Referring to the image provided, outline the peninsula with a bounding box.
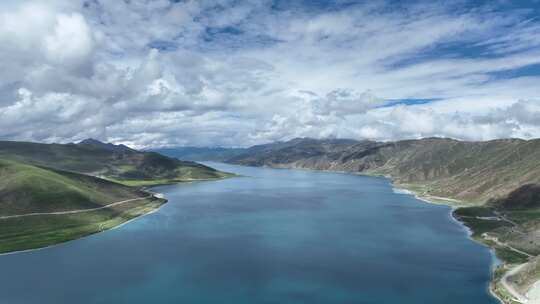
[0,139,231,254]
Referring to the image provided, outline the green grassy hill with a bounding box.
[0,159,144,216]
[0,140,231,186]
[0,159,165,253]
[0,139,232,253]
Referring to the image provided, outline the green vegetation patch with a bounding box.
[454,206,496,217]
[0,140,232,186]
[0,159,142,216]
[0,197,165,254]
[108,171,234,187]
[464,217,510,237]
[0,141,234,254]
[494,247,530,264]
[504,209,540,223]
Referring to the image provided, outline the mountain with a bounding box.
[228,137,540,204]
[228,137,373,168]
[0,159,165,253]
[77,138,134,152]
[0,140,232,186]
[150,146,246,161]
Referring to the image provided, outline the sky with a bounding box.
[1,0,540,148]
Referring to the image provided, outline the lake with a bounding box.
[0,163,498,304]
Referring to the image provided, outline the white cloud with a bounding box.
[44,13,95,70]
[0,0,540,147]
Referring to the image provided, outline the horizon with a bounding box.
[3,135,539,150]
[1,1,540,148]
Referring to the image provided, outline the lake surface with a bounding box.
[0,163,498,304]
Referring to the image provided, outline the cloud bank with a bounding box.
[1,0,540,147]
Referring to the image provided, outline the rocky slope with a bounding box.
[229,137,540,204]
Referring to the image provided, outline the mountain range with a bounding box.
[225,137,540,205]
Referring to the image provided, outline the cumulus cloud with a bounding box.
[0,0,540,148]
[44,13,95,70]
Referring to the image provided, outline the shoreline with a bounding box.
[244,162,535,304]
[0,175,232,256]
[0,193,167,257]
[0,196,166,257]
[391,183,536,304]
[110,195,167,231]
[394,185,507,302]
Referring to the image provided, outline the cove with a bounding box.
[0,163,498,304]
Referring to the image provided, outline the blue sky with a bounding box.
[0,0,540,147]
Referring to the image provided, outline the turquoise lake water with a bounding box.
[0,163,498,304]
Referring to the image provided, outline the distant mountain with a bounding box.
[0,140,231,187]
[227,137,540,204]
[228,137,374,167]
[150,146,246,161]
[77,138,134,152]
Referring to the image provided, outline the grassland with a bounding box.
[0,140,233,254]
[0,159,145,215]
[0,140,232,186]
[0,197,164,254]
[0,158,168,253]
